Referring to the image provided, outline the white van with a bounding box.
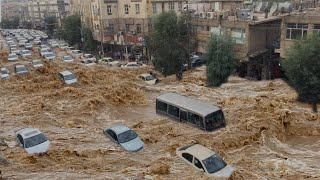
[58,70,77,84]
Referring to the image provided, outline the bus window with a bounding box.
[168,105,179,118]
[180,110,187,121]
[157,101,168,112]
[187,112,204,128]
[205,110,225,131]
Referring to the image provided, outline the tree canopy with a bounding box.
[281,34,320,112]
[1,17,20,29]
[61,15,82,46]
[206,35,236,87]
[44,16,57,36]
[146,11,188,78]
[82,27,98,52]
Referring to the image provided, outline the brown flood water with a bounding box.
[0,58,320,180]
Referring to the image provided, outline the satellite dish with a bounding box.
[255,2,263,12]
[279,2,293,13]
[269,3,278,16]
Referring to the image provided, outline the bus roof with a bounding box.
[156,93,221,117]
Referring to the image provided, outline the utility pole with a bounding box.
[98,0,104,57]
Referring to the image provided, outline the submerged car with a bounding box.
[1,67,9,79]
[8,53,18,61]
[97,57,120,66]
[15,128,50,154]
[62,55,74,62]
[20,50,32,57]
[39,49,50,57]
[81,54,96,61]
[121,62,145,68]
[103,124,144,152]
[58,70,77,84]
[138,73,158,85]
[32,60,43,68]
[44,52,56,60]
[176,144,235,178]
[80,59,95,66]
[14,64,29,75]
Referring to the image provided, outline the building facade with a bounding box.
[1,0,28,21]
[27,0,70,26]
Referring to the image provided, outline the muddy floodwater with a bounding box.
[0,60,320,180]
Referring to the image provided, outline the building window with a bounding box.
[125,24,130,32]
[152,3,157,14]
[231,28,246,44]
[124,4,129,14]
[109,24,114,32]
[314,24,320,34]
[178,2,182,11]
[286,23,308,40]
[136,24,141,34]
[169,2,175,10]
[135,4,140,15]
[107,5,112,15]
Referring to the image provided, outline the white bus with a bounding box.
[156,93,226,131]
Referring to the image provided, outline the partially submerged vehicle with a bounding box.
[15,128,50,154]
[103,124,144,152]
[14,64,29,75]
[58,70,77,85]
[176,144,235,178]
[1,67,9,79]
[138,73,158,85]
[156,93,226,131]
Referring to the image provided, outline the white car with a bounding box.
[20,50,32,57]
[138,73,158,85]
[58,70,77,84]
[32,60,43,68]
[69,50,82,58]
[1,67,9,79]
[14,64,29,75]
[80,59,95,66]
[40,49,50,57]
[103,124,144,152]
[44,52,56,60]
[59,44,68,50]
[11,50,20,55]
[40,45,50,51]
[176,144,235,178]
[97,57,120,66]
[62,55,74,62]
[24,43,33,50]
[82,54,96,61]
[8,53,18,61]
[51,42,59,48]
[121,62,145,68]
[33,39,41,45]
[15,128,50,154]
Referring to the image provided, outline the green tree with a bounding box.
[282,34,320,113]
[206,35,236,87]
[146,11,188,79]
[1,16,20,29]
[82,27,98,52]
[62,15,82,46]
[44,16,57,35]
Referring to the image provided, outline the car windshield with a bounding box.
[64,74,75,80]
[22,51,30,54]
[33,61,41,65]
[41,49,48,53]
[1,69,8,74]
[45,53,55,57]
[118,130,138,143]
[202,155,227,174]
[145,75,155,81]
[24,133,48,148]
[9,54,17,58]
[16,66,27,72]
[63,56,72,60]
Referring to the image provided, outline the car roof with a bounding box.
[1,67,8,71]
[32,60,41,62]
[16,128,42,139]
[157,93,221,117]
[140,73,152,77]
[108,124,130,135]
[15,64,26,68]
[9,53,17,56]
[181,144,216,161]
[59,70,73,76]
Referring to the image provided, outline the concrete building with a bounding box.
[278,8,320,58]
[27,0,70,26]
[1,0,28,21]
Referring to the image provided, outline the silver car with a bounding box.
[1,67,9,79]
[103,124,144,152]
[15,128,50,155]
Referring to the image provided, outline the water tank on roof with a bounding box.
[236,9,253,20]
[278,2,293,13]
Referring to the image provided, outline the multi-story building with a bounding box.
[27,0,70,26]
[1,0,28,21]
[70,0,93,29]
